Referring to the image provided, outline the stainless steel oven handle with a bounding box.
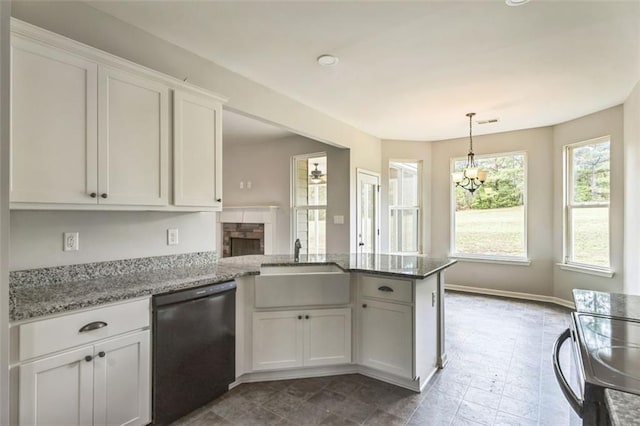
[553,328,583,418]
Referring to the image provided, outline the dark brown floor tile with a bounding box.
[319,414,359,426]
[262,389,307,417]
[363,409,404,426]
[188,411,232,426]
[237,382,282,405]
[285,377,331,399]
[307,389,347,411]
[235,405,284,426]
[209,393,258,422]
[285,400,333,425]
[330,395,377,424]
[325,375,362,396]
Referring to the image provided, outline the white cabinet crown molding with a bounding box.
[10,18,228,104]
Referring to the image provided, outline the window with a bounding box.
[452,152,527,259]
[292,154,326,256]
[564,137,610,269]
[389,161,420,253]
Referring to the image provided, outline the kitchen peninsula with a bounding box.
[9,253,455,425]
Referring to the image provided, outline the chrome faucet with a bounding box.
[294,238,302,262]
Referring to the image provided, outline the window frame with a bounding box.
[450,150,529,262]
[562,136,612,272]
[291,152,327,256]
[388,160,422,255]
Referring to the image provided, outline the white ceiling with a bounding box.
[88,1,640,141]
[223,110,293,145]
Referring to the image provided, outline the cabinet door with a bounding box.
[173,90,222,207]
[19,346,95,426]
[252,311,303,371]
[304,308,351,367]
[93,331,151,426]
[98,66,169,205]
[11,36,98,204]
[359,299,413,379]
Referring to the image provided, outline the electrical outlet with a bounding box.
[240,181,244,189]
[247,181,252,189]
[63,232,79,251]
[167,229,179,246]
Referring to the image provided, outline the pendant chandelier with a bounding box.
[451,112,487,194]
[309,163,325,184]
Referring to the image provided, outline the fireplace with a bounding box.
[217,206,278,256]
[222,223,265,257]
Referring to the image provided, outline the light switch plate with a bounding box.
[63,232,79,251]
[167,229,179,245]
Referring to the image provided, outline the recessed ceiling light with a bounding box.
[505,0,530,6]
[317,54,339,66]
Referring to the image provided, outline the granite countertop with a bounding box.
[573,289,640,321]
[10,253,456,322]
[606,389,640,426]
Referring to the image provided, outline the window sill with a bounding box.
[450,254,531,266]
[557,263,615,278]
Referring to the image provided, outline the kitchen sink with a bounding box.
[259,264,344,275]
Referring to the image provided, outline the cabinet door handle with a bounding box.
[298,315,303,320]
[101,193,108,199]
[79,321,108,333]
[305,315,310,319]
[98,351,106,358]
[378,286,394,292]
[89,192,97,198]
[84,355,93,362]
[362,304,367,308]
[216,198,222,202]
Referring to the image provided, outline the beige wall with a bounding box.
[223,136,350,254]
[9,211,217,270]
[430,127,555,297]
[380,140,433,254]
[624,81,640,295]
[552,106,624,300]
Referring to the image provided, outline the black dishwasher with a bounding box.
[152,280,236,425]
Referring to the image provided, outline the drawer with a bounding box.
[19,298,150,361]
[360,275,413,304]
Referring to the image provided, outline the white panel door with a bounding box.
[93,331,150,426]
[359,299,413,379]
[173,89,222,207]
[252,311,304,371]
[98,66,168,205]
[11,36,98,204]
[303,308,352,367]
[19,346,95,426]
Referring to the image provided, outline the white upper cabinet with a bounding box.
[11,36,98,204]
[98,66,169,206]
[173,89,222,208]
[9,20,227,211]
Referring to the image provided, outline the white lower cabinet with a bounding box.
[19,345,95,426]
[359,299,413,379]
[252,308,351,371]
[20,330,150,426]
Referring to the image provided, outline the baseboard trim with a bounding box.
[232,364,437,393]
[445,284,575,309]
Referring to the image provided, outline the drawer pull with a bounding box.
[378,286,394,292]
[79,321,108,333]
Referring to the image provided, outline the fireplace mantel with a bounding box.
[217,206,279,255]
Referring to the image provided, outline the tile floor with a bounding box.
[172,291,581,425]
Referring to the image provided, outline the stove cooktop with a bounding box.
[574,313,640,395]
